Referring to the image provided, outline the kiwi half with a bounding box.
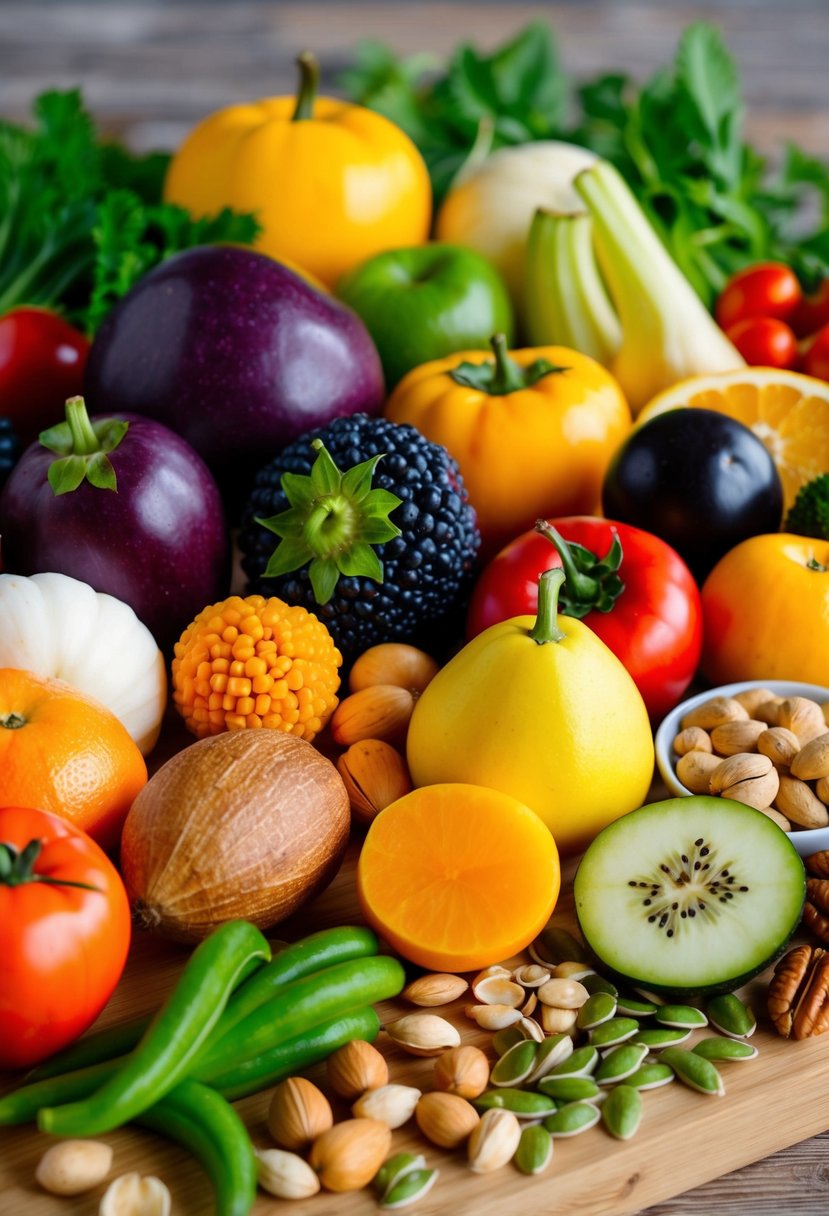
[573,797,806,996]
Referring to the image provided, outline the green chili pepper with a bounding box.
[38,919,270,1137]
[138,1079,256,1216]
[29,924,378,1082]
[0,1058,120,1126]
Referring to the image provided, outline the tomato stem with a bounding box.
[534,520,626,617]
[0,839,101,890]
[529,568,567,644]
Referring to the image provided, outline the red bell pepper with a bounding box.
[466,516,703,721]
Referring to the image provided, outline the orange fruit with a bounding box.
[636,367,829,512]
[356,783,561,972]
[0,669,147,852]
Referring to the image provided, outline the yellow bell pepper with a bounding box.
[385,334,632,554]
[164,53,432,287]
[406,568,654,855]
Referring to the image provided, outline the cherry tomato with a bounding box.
[715,262,802,330]
[800,323,829,382]
[0,307,90,444]
[791,280,829,339]
[466,516,703,721]
[0,806,131,1069]
[725,316,799,369]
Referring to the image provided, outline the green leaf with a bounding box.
[309,443,343,496]
[91,418,129,453]
[337,543,384,582]
[262,535,314,579]
[256,505,310,540]
[362,489,404,519]
[280,471,317,512]
[84,452,118,491]
[342,454,384,500]
[675,23,741,166]
[47,456,87,495]
[359,517,403,545]
[308,558,341,605]
[38,421,74,456]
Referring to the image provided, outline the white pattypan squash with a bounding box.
[0,572,166,754]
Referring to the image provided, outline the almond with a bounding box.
[348,643,439,695]
[415,1092,480,1149]
[791,732,829,781]
[777,697,828,744]
[433,1045,490,1099]
[267,1077,333,1152]
[326,1039,389,1101]
[336,738,412,825]
[676,750,722,794]
[308,1118,391,1192]
[775,774,829,829]
[403,972,469,1007]
[330,685,415,747]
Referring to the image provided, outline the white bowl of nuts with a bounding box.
[654,680,829,859]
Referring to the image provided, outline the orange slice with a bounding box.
[637,367,829,511]
[356,783,560,973]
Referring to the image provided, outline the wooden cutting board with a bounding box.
[2,833,826,1216]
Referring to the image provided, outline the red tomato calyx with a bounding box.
[0,837,101,891]
[535,518,625,618]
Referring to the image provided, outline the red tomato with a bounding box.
[790,280,829,339]
[466,516,703,721]
[715,263,802,330]
[0,806,131,1069]
[800,323,829,382]
[0,308,90,444]
[725,316,798,369]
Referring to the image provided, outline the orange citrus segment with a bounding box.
[356,783,560,972]
[637,367,829,511]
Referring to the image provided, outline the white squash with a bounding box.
[0,572,166,754]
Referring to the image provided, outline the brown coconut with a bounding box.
[120,729,350,941]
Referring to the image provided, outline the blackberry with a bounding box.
[239,415,481,664]
[0,418,21,491]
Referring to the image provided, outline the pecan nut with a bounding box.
[767,944,829,1040]
[803,879,829,947]
[806,849,829,880]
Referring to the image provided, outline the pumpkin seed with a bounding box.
[661,1047,725,1096]
[595,1043,649,1085]
[474,1089,558,1118]
[543,1101,601,1138]
[576,991,617,1030]
[655,1004,708,1030]
[588,1017,639,1048]
[706,993,757,1039]
[615,994,658,1017]
[525,1033,573,1083]
[545,1044,599,1079]
[530,925,588,966]
[692,1037,758,1062]
[492,1026,524,1058]
[381,1168,439,1210]
[633,986,667,1005]
[631,1026,691,1050]
[625,1062,675,1091]
[601,1085,643,1140]
[537,1075,600,1102]
[580,973,619,998]
[489,1039,538,1087]
[374,1153,425,1197]
[514,1125,554,1175]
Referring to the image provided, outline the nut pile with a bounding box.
[34,1138,169,1216]
[804,849,829,945]
[672,690,829,831]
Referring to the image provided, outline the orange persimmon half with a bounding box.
[356,783,561,973]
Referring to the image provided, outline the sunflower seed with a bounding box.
[601,1085,643,1140]
[543,1101,601,1138]
[489,1040,538,1087]
[655,1005,708,1030]
[474,1089,558,1118]
[525,1033,573,1083]
[692,1037,758,1062]
[544,1044,599,1079]
[576,992,618,1030]
[492,1026,524,1058]
[588,1017,640,1048]
[595,1043,649,1085]
[513,1125,554,1175]
[380,1169,439,1210]
[624,1062,675,1091]
[706,993,757,1039]
[661,1047,725,1095]
[631,1026,692,1050]
[537,1075,600,1102]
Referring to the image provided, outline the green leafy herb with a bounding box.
[0,88,259,332]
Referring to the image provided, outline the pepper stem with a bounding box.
[292,51,320,122]
[535,520,599,600]
[489,334,527,395]
[65,396,100,456]
[529,568,567,644]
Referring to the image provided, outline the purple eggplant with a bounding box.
[0,397,229,648]
[84,246,385,505]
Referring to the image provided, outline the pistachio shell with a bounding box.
[255,1149,321,1200]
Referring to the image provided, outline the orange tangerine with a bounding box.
[356,783,561,973]
[636,367,829,512]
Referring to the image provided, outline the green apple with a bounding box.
[336,243,514,389]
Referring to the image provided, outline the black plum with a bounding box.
[602,408,783,582]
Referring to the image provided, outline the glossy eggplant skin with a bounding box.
[0,414,230,650]
[83,246,385,503]
[602,408,783,583]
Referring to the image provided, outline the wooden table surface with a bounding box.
[1,2,828,1212]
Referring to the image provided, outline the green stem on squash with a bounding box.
[292,52,320,122]
[529,568,567,645]
[449,333,568,396]
[65,395,101,455]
